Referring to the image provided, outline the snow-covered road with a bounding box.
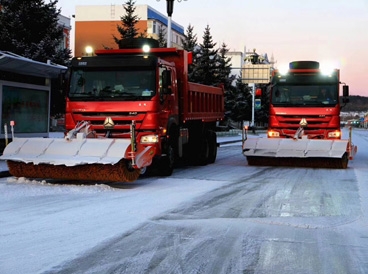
[1,128,368,273]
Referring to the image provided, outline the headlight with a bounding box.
[268,130,280,138]
[140,135,159,144]
[277,64,289,76]
[328,131,341,138]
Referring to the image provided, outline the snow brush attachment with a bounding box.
[6,159,141,182]
[245,154,349,169]
[0,121,155,183]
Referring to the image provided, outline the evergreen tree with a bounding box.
[181,24,198,81]
[225,76,252,122]
[138,29,148,38]
[191,25,219,85]
[0,0,71,65]
[157,25,167,48]
[113,0,142,45]
[218,42,235,90]
[181,24,197,52]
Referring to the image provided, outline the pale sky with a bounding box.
[57,0,368,96]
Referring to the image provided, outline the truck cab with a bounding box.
[268,61,348,140]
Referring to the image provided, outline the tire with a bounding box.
[207,131,217,164]
[157,127,178,176]
[157,144,174,176]
[196,136,209,166]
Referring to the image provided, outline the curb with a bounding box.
[218,139,242,146]
[0,170,10,178]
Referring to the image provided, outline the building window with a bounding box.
[153,21,157,34]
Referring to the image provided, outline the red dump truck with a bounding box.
[243,60,357,168]
[1,39,224,182]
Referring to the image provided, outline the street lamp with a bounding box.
[85,46,93,56]
[157,0,187,47]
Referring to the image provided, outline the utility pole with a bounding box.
[157,0,187,47]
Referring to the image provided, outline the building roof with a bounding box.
[0,51,67,78]
[147,6,184,34]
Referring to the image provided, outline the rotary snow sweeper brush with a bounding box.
[0,121,155,182]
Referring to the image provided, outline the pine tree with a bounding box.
[113,0,143,45]
[0,0,71,65]
[181,24,198,81]
[181,24,197,52]
[225,76,253,122]
[192,25,219,85]
[157,25,167,48]
[218,42,235,90]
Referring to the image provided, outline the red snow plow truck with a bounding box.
[1,39,224,182]
[243,60,357,168]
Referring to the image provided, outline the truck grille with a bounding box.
[276,114,332,130]
[71,112,146,136]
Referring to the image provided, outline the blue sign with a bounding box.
[255,99,261,110]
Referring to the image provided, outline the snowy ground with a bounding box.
[1,128,367,273]
[0,132,245,274]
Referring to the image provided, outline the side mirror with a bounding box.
[342,85,349,104]
[162,70,172,94]
[342,85,349,97]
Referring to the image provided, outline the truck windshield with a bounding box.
[68,69,156,101]
[271,85,338,106]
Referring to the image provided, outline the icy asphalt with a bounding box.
[1,127,368,273]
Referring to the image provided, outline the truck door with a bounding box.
[159,67,177,117]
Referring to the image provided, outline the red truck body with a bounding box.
[267,61,342,139]
[64,46,224,175]
[0,42,224,182]
[243,61,356,169]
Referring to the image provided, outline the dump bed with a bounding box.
[142,48,224,123]
[181,82,224,122]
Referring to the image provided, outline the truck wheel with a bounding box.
[197,137,209,166]
[207,131,217,164]
[158,125,178,177]
[158,144,174,176]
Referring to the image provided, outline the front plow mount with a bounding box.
[1,121,155,183]
[242,126,357,169]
